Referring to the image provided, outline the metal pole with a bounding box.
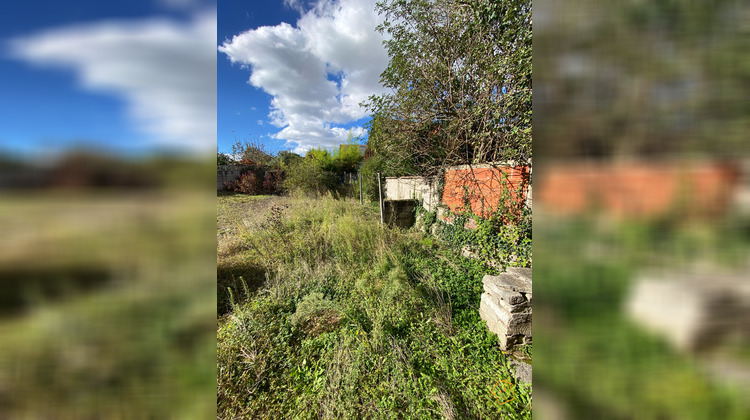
[359,172,363,204]
[378,172,384,225]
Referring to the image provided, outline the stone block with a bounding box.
[507,267,532,285]
[506,313,532,336]
[484,272,531,294]
[480,294,532,338]
[484,281,527,305]
[509,359,532,385]
[626,270,750,353]
[499,333,524,349]
[480,266,532,351]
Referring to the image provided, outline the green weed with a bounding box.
[217,195,532,419]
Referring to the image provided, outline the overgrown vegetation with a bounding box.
[217,195,531,419]
[0,158,217,419]
[220,134,363,196]
[533,213,750,419]
[365,0,531,177]
[417,205,532,271]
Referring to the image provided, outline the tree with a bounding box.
[231,138,273,166]
[336,130,364,173]
[534,0,750,160]
[271,151,303,170]
[217,149,233,166]
[365,0,531,177]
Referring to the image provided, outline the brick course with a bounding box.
[441,165,531,219]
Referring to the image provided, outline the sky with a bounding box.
[0,0,389,160]
[217,0,390,156]
[0,0,216,159]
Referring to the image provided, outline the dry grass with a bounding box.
[0,189,216,419]
[217,193,532,419]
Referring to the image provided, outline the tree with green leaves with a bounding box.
[365,0,531,177]
[534,0,750,160]
[231,138,273,166]
[217,149,233,166]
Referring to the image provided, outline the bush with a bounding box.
[359,156,385,202]
[262,170,283,194]
[230,171,262,195]
[435,204,532,270]
[282,158,339,195]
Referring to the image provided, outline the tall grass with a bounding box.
[533,214,750,419]
[217,194,532,419]
[0,190,217,419]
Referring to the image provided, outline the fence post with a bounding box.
[359,172,363,204]
[378,172,384,225]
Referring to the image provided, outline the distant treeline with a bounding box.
[0,149,214,191]
[219,137,365,196]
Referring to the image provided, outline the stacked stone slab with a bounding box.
[480,267,532,350]
[626,270,750,353]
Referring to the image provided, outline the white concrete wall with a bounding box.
[384,176,440,212]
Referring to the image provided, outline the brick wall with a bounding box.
[536,160,741,219]
[441,164,531,219]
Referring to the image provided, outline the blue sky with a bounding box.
[1,0,216,158]
[217,0,389,155]
[1,0,389,159]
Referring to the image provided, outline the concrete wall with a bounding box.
[384,176,440,212]
[384,163,531,228]
[217,165,245,191]
[383,199,418,228]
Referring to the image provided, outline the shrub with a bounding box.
[282,159,339,195]
[230,171,262,194]
[262,170,283,194]
[359,155,385,202]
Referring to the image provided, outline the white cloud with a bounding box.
[9,9,217,153]
[218,0,388,154]
[283,0,308,14]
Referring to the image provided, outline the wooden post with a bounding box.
[359,172,363,204]
[378,172,384,225]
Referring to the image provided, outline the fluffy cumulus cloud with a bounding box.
[9,10,217,153]
[218,0,388,153]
